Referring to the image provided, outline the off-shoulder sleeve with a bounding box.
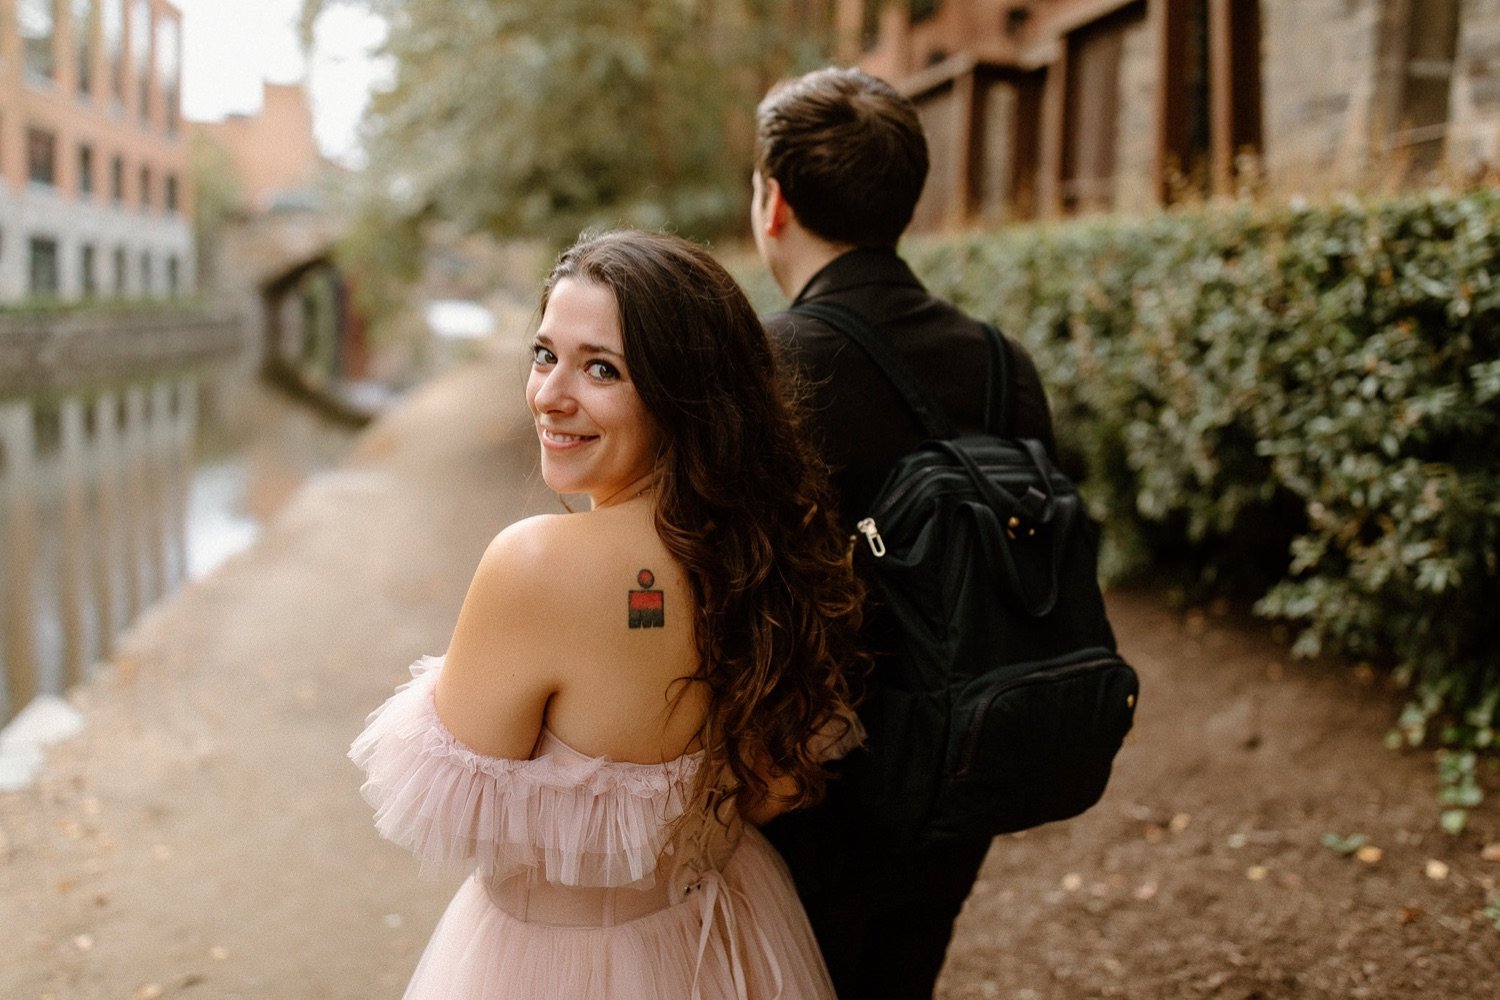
[349,656,700,888]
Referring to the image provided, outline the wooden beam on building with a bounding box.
[952,66,979,224]
[1037,43,1070,217]
[1153,0,1189,204]
[1208,0,1235,196]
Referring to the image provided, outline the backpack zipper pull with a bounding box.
[856,518,887,557]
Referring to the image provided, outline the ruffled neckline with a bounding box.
[409,655,705,790]
[350,654,710,888]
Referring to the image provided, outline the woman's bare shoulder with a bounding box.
[473,506,664,601]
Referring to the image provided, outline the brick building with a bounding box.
[840,0,1500,229]
[0,0,193,302]
[194,81,331,214]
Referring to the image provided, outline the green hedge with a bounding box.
[892,190,1500,821]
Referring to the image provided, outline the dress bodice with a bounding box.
[349,656,739,896]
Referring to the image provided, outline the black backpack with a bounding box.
[790,300,1139,847]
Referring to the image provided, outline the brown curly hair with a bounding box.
[541,229,866,814]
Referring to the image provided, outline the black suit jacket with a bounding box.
[765,246,1057,532]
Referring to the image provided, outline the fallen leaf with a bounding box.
[1425,859,1450,881]
[1481,843,1500,863]
[1322,832,1369,857]
[1355,845,1384,864]
[1169,813,1191,834]
[1246,865,1270,881]
[1061,873,1083,892]
[1399,906,1424,924]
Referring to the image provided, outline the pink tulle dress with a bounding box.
[350,656,838,999]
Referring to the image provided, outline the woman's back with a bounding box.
[514,498,706,765]
[432,496,707,768]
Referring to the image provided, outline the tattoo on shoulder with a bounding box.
[628,568,665,629]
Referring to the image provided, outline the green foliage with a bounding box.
[302,0,825,245]
[189,130,244,237]
[903,189,1500,816]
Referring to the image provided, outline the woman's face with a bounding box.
[527,277,661,508]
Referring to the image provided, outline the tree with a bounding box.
[188,130,245,289]
[301,0,830,246]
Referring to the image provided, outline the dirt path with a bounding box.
[940,595,1500,999]
[2,354,1496,999]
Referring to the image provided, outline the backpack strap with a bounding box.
[788,300,957,440]
[979,323,1011,436]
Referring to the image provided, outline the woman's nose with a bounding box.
[530,367,575,414]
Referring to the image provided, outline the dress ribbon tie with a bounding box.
[688,870,784,1000]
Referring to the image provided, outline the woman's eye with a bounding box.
[586,361,620,381]
[531,345,556,365]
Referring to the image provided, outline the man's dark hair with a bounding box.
[755,66,929,247]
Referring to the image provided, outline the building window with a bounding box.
[1061,16,1129,214]
[164,173,179,213]
[157,15,181,133]
[74,0,97,97]
[21,0,58,81]
[110,154,124,204]
[29,237,61,297]
[81,243,99,297]
[139,250,153,296]
[1161,0,1263,201]
[167,255,179,297]
[132,0,152,123]
[27,128,59,187]
[112,244,127,294]
[139,164,152,211]
[103,0,125,106]
[78,143,95,198]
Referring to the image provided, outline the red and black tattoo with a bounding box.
[628,568,664,629]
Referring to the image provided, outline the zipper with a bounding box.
[855,517,886,557]
[955,655,1127,779]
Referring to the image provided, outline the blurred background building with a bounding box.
[836,0,1499,229]
[0,0,193,302]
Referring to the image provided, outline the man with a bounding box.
[753,66,1057,999]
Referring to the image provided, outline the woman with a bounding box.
[351,230,864,998]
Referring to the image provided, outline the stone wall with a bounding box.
[1260,0,1386,190]
[1114,12,1160,215]
[0,307,240,398]
[1450,0,1500,172]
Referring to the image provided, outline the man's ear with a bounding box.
[761,176,791,237]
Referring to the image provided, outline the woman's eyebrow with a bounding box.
[535,333,623,359]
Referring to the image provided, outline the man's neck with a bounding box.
[772,228,855,302]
